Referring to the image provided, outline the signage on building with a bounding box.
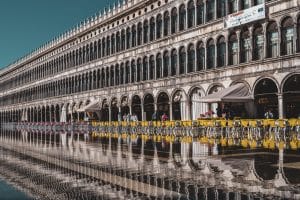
[224,4,265,29]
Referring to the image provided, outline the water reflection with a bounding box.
[0,129,300,199]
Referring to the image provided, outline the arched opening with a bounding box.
[126,27,131,49]
[190,88,205,120]
[228,0,238,14]
[121,96,130,117]
[228,32,238,65]
[131,25,136,47]
[179,46,186,74]
[156,14,162,39]
[171,8,178,34]
[137,22,143,46]
[188,0,195,28]
[217,0,226,18]
[207,39,215,69]
[196,41,205,71]
[283,74,300,118]
[208,85,224,117]
[149,55,155,80]
[267,21,279,58]
[131,60,136,83]
[157,92,170,119]
[121,29,126,51]
[217,36,226,67]
[144,94,155,121]
[187,44,195,73]
[254,78,278,118]
[163,51,169,77]
[156,53,162,79]
[172,90,186,120]
[253,24,264,60]
[143,20,149,44]
[55,104,60,122]
[241,0,250,9]
[137,58,142,82]
[150,17,155,42]
[281,17,294,55]
[143,57,148,81]
[132,95,142,121]
[240,27,251,63]
[111,98,118,121]
[196,0,204,25]
[163,11,170,36]
[179,5,186,31]
[101,99,109,122]
[206,0,215,22]
[171,49,177,76]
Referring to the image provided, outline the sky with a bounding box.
[0,0,117,69]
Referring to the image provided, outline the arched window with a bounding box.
[120,63,124,84]
[121,29,126,50]
[179,5,186,31]
[78,48,82,65]
[126,27,131,49]
[150,17,155,41]
[143,57,148,81]
[116,32,121,52]
[111,34,115,54]
[196,0,204,25]
[171,8,178,34]
[137,23,143,46]
[254,0,264,5]
[164,12,170,36]
[132,25,137,47]
[267,21,279,58]
[253,24,264,60]
[217,36,226,67]
[217,0,226,18]
[149,55,155,80]
[125,61,130,84]
[206,0,215,22]
[207,39,215,69]
[281,17,294,55]
[228,33,238,65]
[228,0,237,14]
[156,14,162,39]
[196,41,205,71]
[93,41,97,59]
[143,20,149,44]
[156,53,162,79]
[298,17,300,52]
[131,60,136,83]
[137,58,142,82]
[106,36,111,56]
[110,67,114,86]
[179,46,186,74]
[241,0,250,10]
[82,46,86,64]
[106,68,110,87]
[97,40,101,58]
[171,49,177,76]
[240,27,251,63]
[115,64,119,85]
[188,0,195,28]
[187,44,195,73]
[86,44,90,62]
[163,51,169,77]
[102,39,106,57]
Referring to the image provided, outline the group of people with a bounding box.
[118,112,138,122]
[152,112,168,121]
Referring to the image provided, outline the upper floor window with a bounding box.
[171,8,178,34]
[281,17,294,55]
[253,24,264,60]
[240,27,251,63]
[228,0,238,14]
[217,0,226,18]
[206,0,215,22]
[164,12,170,36]
[196,0,204,25]
[179,4,186,31]
[217,36,226,67]
[188,0,195,28]
[267,21,279,58]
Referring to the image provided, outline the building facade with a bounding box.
[0,0,299,123]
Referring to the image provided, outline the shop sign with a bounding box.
[225,4,265,29]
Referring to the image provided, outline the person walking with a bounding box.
[161,113,168,121]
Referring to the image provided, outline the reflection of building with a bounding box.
[0,0,299,122]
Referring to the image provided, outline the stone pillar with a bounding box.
[236,30,241,65]
[294,23,297,54]
[109,106,112,122]
[278,94,284,119]
[278,25,281,56]
[141,103,145,121]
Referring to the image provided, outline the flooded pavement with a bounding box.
[0,128,300,199]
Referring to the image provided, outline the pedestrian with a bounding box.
[161,113,168,121]
[127,113,131,122]
[152,111,157,121]
[264,109,274,119]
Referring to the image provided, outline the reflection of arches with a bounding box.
[132,95,142,121]
[144,94,155,121]
[157,92,170,118]
[282,74,300,118]
[254,78,279,118]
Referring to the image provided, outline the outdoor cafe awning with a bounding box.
[77,101,101,112]
[199,83,254,103]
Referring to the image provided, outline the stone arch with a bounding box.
[188,86,206,120]
[171,89,188,120]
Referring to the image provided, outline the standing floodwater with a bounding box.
[0,125,300,200]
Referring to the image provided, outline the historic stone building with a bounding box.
[0,0,299,123]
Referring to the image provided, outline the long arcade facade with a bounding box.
[0,0,300,123]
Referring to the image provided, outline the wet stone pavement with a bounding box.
[0,129,300,200]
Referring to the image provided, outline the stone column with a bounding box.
[141,102,145,121]
[278,25,281,56]
[278,94,284,119]
[294,23,297,53]
[236,30,241,64]
[109,106,112,122]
